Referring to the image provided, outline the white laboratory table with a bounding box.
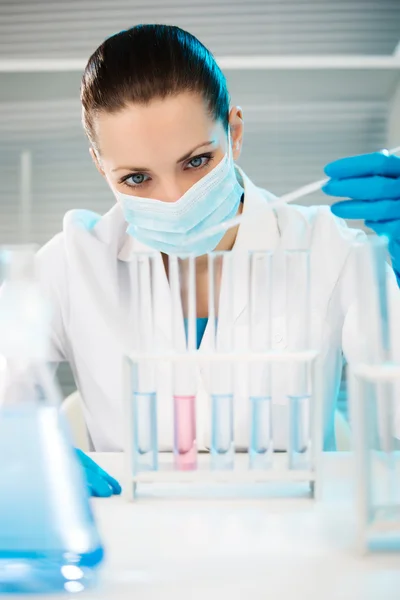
[24,453,400,599]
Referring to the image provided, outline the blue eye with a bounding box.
[124,173,150,187]
[186,154,213,170]
[188,157,204,168]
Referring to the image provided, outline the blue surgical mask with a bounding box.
[116,136,243,256]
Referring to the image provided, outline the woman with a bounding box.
[34,25,400,495]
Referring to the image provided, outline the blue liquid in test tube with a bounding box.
[131,254,159,473]
[133,391,158,472]
[248,252,274,469]
[285,250,312,470]
[211,393,234,462]
[249,395,272,466]
[208,252,235,470]
[288,393,311,469]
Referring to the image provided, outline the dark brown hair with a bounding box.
[81,24,230,150]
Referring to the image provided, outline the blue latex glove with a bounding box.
[76,448,122,498]
[322,151,400,285]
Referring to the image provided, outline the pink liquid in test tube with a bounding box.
[173,395,197,470]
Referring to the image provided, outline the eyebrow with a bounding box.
[112,140,215,173]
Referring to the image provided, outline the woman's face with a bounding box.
[91,92,243,202]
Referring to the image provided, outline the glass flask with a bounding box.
[0,246,104,594]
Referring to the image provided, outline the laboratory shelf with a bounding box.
[0,55,399,105]
[1,54,399,72]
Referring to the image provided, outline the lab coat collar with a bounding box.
[231,166,280,252]
[90,202,149,258]
[223,167,281,330]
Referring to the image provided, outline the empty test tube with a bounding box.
[248,251,273,469]
[285,250,311,470]
[208,252,235,470]
[169,255,198,471]
[355,237,393,449]
[131,253,158,472]
[353,236,398,521]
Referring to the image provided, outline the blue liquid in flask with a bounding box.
[0,406,104,594]
[0,246,104,593]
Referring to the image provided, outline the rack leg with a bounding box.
[309,481,315,498]
[124,481,137,502]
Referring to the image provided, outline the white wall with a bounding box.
[388,79,400,150]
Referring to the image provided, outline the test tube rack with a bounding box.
[349,361,400,553]
[123,348,324,501]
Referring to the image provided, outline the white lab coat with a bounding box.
[35,168,400,451]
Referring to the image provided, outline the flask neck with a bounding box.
[0,245,50,360]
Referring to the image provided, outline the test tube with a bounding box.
[354,236,393,453]
[248,251,273,469]
[285,250,311,470]
[208,252,234,470]
[351,236,399,547]
[131,253,158,473]
[169,255,198,471]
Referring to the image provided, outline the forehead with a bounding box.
[95,92,221,167]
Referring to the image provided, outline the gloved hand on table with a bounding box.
[322,151,400,286]
[76,448,122,498]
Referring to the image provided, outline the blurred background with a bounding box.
[0,0,400,405]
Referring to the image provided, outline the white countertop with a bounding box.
[67,452,400,600]
[10,452,400,599]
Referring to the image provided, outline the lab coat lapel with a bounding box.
[199,169,280,354]
[229,169,281,327]
[65,206,137,406]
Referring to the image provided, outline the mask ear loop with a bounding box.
[227,128,232,160]
[227,127,236,163]
[227,127,240,161]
